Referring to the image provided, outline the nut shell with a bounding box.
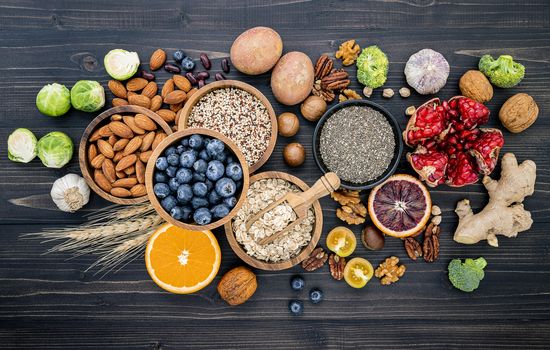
[300,95,327,122]
[361,225,385,250]
[459,70,493,103]
[277,112,300,137]
[499,93,539,133]
[283,143,306,167]
[217,266,257,306]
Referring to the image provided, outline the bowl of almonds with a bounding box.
[79,105,172,204]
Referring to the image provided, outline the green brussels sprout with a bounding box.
[37,131,74,168]
[8,128,37,163]
[104,49,140,81]
[36,83,71,117]
[70,80,105,112]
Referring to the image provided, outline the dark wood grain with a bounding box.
[1,0,549,348]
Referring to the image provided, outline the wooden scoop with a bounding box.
[245,172,340,246]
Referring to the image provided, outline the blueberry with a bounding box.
[290,276,305,291]
[154,171,168,183]
[181,57,195,71]
[168,177,181,192]
[188,135,204,150]
[206,139,225,156]
[223,196,237,208]
[288,300,304,316]
[226,155,235,164]
[211,204,230,219]
[173,50,186,63]
[215,177,236,198]
[193,172,206,183]
[176,184,193,203]
[181,206,193,221]
[193,208,211,225]
[193,182,208,197]
[167,153,179,166]
[160,195,177,212]
[155,157,169,171]
[199,149,211,161]
[170,206,183,220]
[153,183,170,199]
[193,159,208,174]
[225,163,243,181]
[176,168,193,184]
[165,146,177,156]
[309,288,323,304]
[191,197,209,209]
[208,190,222,205]
[205,179,213,191]
[181,138,189,147]
[179,151,197,168]
[166,166,177,178]
[214,152,227,162]
[206,160,225,181]
[176,145,186,154]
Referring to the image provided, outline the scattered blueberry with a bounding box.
[193,159,208,174]
[181,57,195,71]
[155,157,168,171]
[153,183,170,199]
[165,146,177,156]
[170,206,183,220]
[215,177,236,198]
[206,160,225,181]
[193,207,211,225]
[208,190,222,205]
[173,50,186,63]
[199,149,211,161]
[167,153,179,166]
[191,197,209,209]
[160,195,177,212]
[291,276,305,291]
[166,166,177,178]
[193,182,208,197]
[176,168,193,184]
[225,163,243,181]
[179,151,197,168]
[168,177,181,192]
[309,288,323,304]
[176,184,193,203]
[288,300,304,316]
[211,204,230,219]
[223,196,237,208]
[154,171,168,183]
[188,134,204,150]
[193,172,206,183]
[206,139,225,156]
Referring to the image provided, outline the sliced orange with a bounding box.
[344,257,374,288]
[326,226,357,257]
[145,223,221,294]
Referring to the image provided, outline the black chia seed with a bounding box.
[319,106,395,183]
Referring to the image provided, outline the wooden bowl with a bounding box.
[224,171,323,271]
[145,128,250,231]
[79,105,173,205]
[177,80,277,173]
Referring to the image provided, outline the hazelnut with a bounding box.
[459,70,493,103]
[277,112,300,137]
[499,93,539,133]
[361,224,385,250]
[399,87,411,98]
[382,88,394,98]
[363,86,373,98]
[283,142,306,167]
[300,95,327,122]
[405,105,416,116]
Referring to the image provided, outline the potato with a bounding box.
[271,52,314,106]
[230,27,283,75]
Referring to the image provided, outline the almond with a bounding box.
[170,103,183,112]
[127,91,137,98]
[112,98,128,107]
[123,116,146,135]
[135,160,145,184]
[150,95,162,112]
[112,177,138,188]
[95,171,112,193]
[149,49,166,71]
[161,79,174,98]
[140,131,155,151]
[139,151,152,163]
[156,109,176,123]
[113,138,130,152]
[108,80,127,98]
[141,82,158,99]
[87,144,97,161]
[108,134,118,146]
[113,151,124,163]
[173,75,192,92]
[110,187,131,198]
[98,125,113,138]
[89,129,102,142]
[123,165,136,175]
[130,184,147,197]
[109,121,134,139]
[152,132,167,149]
[135,114,157,131]
[187,88,198,99]
[90,154,105,169]
[164,90,187,104]
[111,114,123,121]
[102,158,116,183]
[126,77,149,92]
[128,94,151,109]
[123,136,143,156]
[116,171,127,179]
[115,154,137,171]
[97,139,114,158]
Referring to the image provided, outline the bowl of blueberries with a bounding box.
[145,128,249,231]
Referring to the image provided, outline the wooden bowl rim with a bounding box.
[144,128,250,231]
[223,171,323,271]
[177,80,278,173]
[79,105,173,205]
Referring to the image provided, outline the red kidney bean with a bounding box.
[140,70,155,81]
[198,79,205,88]
[196,71,210,80]
[215,73,226,81]
[164,64,181,73]
[200,53,211,70]
[221,58,230,73]
[185,72,198,85]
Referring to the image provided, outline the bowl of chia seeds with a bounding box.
[313,100,403,190]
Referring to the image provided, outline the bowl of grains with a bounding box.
[224,171,323,271]
[178,80,277,173]
[313,100,403,190]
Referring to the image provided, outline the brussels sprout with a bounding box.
[104,49,140,80]
[70,80,105,112]
[8,128,37,163]
[37,131,74,168]
[36,83,71,117]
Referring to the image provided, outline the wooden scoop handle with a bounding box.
[292,172,341,209]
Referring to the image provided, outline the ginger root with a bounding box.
[453,153,536,247]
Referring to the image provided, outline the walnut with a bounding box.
[336,202,367,225]
[459,70,493,103]
[375,256,406,285]
[339,89,361,102]
[217,266,257,305]
[335,39,360,66]
[301,247,328,271]
[331,188,361,206]
[499,93,539,133]
[328,253,346,280]
[403,237,422,261]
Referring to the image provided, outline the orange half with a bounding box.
[145,223,221,294]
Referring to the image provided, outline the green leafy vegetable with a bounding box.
[356,46,389,88]
[37,131,73,168]
[8,128,37,163]
[478,54,525,88]
[36,83,71,117]
[104,49,140,81]
[70,80,105,112]
[448,257,487,292]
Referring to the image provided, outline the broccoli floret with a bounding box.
[478,54,525,88]
[356,46,389,88]
[448,257,487,292]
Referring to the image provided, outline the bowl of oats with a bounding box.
[224,171,323,271]
[178,80,278,173]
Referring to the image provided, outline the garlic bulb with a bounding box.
[50,174,90,212]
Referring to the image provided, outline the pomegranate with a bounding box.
[404,96,504,187]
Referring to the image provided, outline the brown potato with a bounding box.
[230,26,283,75]
[271,52,314,106]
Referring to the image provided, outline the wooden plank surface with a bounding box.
[1,0,549,348]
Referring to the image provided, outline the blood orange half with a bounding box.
[367,174,431,238]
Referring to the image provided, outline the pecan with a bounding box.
[321,69,350,90]
[423,224,440,263]
[404,237,422,261]
[301,247,328,271]
[336,202,367,225]
[312,83,336,102]
[314,55,334,80]
[328,254,346,280]
[331,188,361,206]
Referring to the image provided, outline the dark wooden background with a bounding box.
[1,0,549,348]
